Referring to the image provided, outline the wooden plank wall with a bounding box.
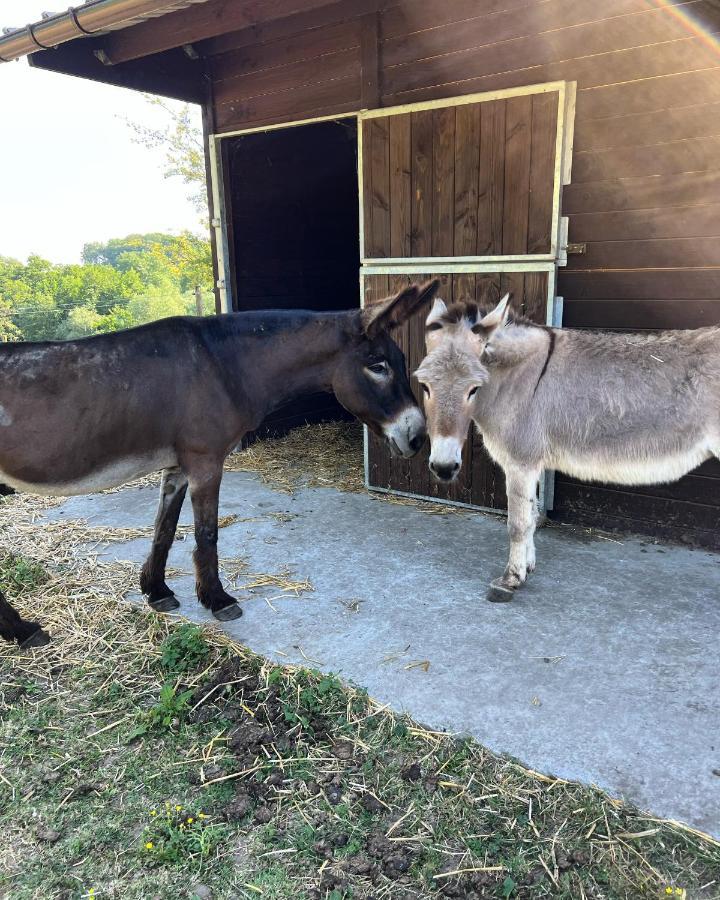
[362,94,558,258]
[204,0,720,547]
[207,14,365,131]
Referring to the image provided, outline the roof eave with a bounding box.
[0,0,209,63]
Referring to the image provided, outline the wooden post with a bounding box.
[194,284,204,316]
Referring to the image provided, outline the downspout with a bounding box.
[0,0,182,63]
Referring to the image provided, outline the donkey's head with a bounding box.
[333,280,440,457]
[415,294,510,481]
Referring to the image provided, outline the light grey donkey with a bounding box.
[415,294,720,602]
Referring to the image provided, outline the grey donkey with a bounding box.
[415,294,720,602]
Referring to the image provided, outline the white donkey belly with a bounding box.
[0,450,177,497]
[549,443,713,486]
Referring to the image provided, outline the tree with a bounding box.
[0,291,21,342]
[127,98,208,215]
[83,232,213,303]
[1,231,215,342]
[124,99,215,316]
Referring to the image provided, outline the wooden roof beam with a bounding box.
[98,0,345,65]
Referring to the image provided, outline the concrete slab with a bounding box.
[48,472,720,837]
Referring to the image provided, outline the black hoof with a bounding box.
[19,628,51,649]
[148,595,181,613]
[487,579,515,603]
[212,603,243,622]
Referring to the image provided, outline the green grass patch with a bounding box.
[160,623,210,675]
[0,552,48,594]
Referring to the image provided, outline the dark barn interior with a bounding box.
[224,118,359,433]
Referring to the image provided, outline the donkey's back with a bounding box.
[536,325,720,486]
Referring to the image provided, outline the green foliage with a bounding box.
[159,624,209,674]
[0,553,48,595]
[1,104,212,343]
[141,804,227,867]
[0,232,214,342]
[280,671,346,731]
[128,98,208,215]
[129,682,193,740]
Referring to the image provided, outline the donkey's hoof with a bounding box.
[487,580,515,603]
[20,628,51,649]
[148,594,181,613]
[213,602,243,622]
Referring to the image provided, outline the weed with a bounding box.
[128,681,193,740]
[142,804,227,866]
[0,553,47,594]
[159,623,209,674]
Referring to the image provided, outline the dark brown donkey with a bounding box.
[0,280,439,648]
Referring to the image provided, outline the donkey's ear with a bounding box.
[425,297,448,329]
[473,293,510,335]
[362,279,441,338]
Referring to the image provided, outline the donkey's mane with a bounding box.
[435,299,541,329]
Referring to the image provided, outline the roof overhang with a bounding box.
[0,0,211,63]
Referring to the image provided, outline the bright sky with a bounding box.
[0,2,203,264]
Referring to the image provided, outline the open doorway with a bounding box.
[223,117,360,434]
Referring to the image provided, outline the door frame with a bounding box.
[207,113,359,314]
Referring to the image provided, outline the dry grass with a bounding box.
[226,422,468,516]
[225,422,366,494]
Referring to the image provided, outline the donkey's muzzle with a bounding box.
[383,406,426,458]
[430,460,460,482]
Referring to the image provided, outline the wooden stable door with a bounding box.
[360,83,575,510]
[361,91,561,262]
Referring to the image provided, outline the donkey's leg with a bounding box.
[185,457,242,622]
[140,467,188,612]
[0,590,50,649]
[488,466,541,603]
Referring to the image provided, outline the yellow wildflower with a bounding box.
[149,810,157,817]
[187,817,194,824]
[175,805,182,811]
[145,842,154,850]
[198,813,208,819]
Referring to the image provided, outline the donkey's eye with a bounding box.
[467,386,479,400]
[366,361,388,376]
[420,383,430,397]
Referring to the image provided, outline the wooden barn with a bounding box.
[2,0,719,547]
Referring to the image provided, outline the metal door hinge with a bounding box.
[567,242,586,255]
